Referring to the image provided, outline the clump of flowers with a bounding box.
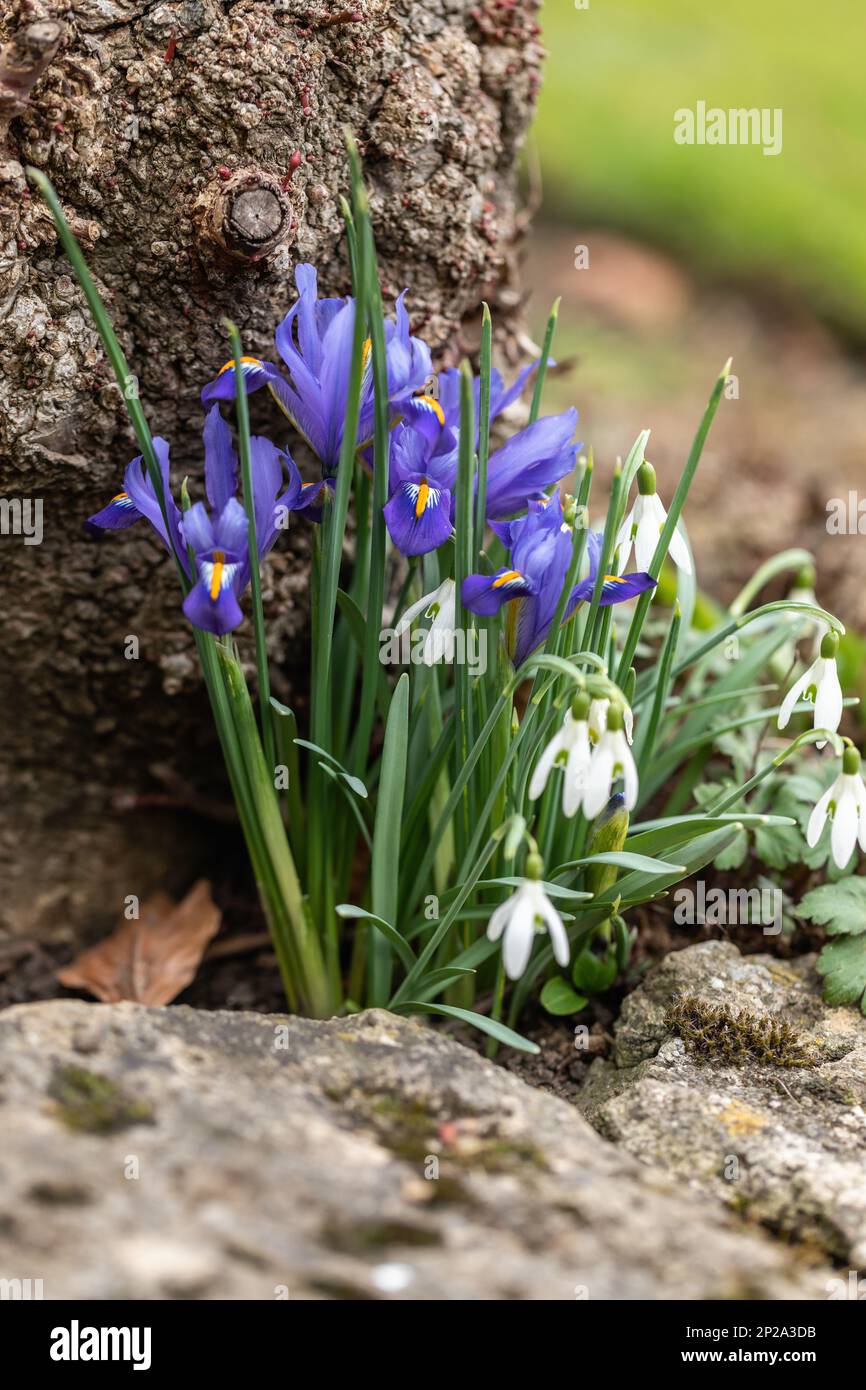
[31,144,860,1049]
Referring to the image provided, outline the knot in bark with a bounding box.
[197,168,295,266]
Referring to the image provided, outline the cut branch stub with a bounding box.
[0,20,64,108]
[197,168,295,266]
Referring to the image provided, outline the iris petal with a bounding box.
[383,477,453,557]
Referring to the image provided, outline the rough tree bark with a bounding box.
[0,0,542,942]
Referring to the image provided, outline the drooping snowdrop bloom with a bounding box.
[393,578,457,664]
[807,746,866,870]
[462,494,656,667]
[616,461,691,575]
[528,693,592,817]
[778,630,842,749]
[486,854,569,980]
[584,703,639,820]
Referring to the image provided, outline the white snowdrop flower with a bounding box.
[486,856,569,980]
[778,630,842,749]
[807,746,866,870]
[588,697,634,746]
[528,695,592,817]
[584,703,639,820]
[393,578,456,664]
[616,461,691,575]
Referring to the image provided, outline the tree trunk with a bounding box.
[0,0,542,942]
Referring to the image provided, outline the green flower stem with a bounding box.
[529,298,560,424]
[454,361,477,857]
[219,644,333,1016]
[706,728,845,816]
[634,601,681,777]
[668,599,844,682]
[351,213,390,779]
[474,303,493,559]
[308,141,370,976]
[391,830,502,1006]
[616,360,731,685]
[223,318,275,774]
[729,548,814,618]
[585,462,624,656]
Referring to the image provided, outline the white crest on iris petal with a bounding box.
[529,708,592,818]
[403,479,441,516]
[200,554,240,602]
[778,635,842,749]
[807,753,866,870]
[394,578,456,664]
[486,876,569,981]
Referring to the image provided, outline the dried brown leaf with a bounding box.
[57,879,222,1005]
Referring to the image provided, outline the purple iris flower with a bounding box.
[86,436,188,568]
[383,421,459,558]
[87,406,306,637]
[382,400,580,557]
[200,263,431,475]
[401,361,541,446]
[461,493,656,667]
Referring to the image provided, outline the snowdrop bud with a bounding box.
[525,851,544,881]
[606,702,625,733]
[821,629,839,661]
[637,461,656,495]
[795,564,817,591]
[586,791,629,897]
[571,690,591,721]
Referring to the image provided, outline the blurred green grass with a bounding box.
[536,0,866,337]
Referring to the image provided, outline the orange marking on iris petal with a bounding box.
[493,569,522,588]
[210,550,226,602]
[217,355,261,377]
[604,574,626,584]
[362,338,372,371]
[415,481,430,518]
[111,491,129,502]
[416,393,445,426]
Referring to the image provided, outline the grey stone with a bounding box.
[0,998,836,1299]
[581,940,866,1265]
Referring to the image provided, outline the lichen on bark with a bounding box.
[0,0,542,939]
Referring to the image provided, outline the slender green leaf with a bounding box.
[395,1001,540,1054]
[336,905,417,973]
[370,673,410,1001]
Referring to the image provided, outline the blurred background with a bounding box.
[527,0,866,658]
